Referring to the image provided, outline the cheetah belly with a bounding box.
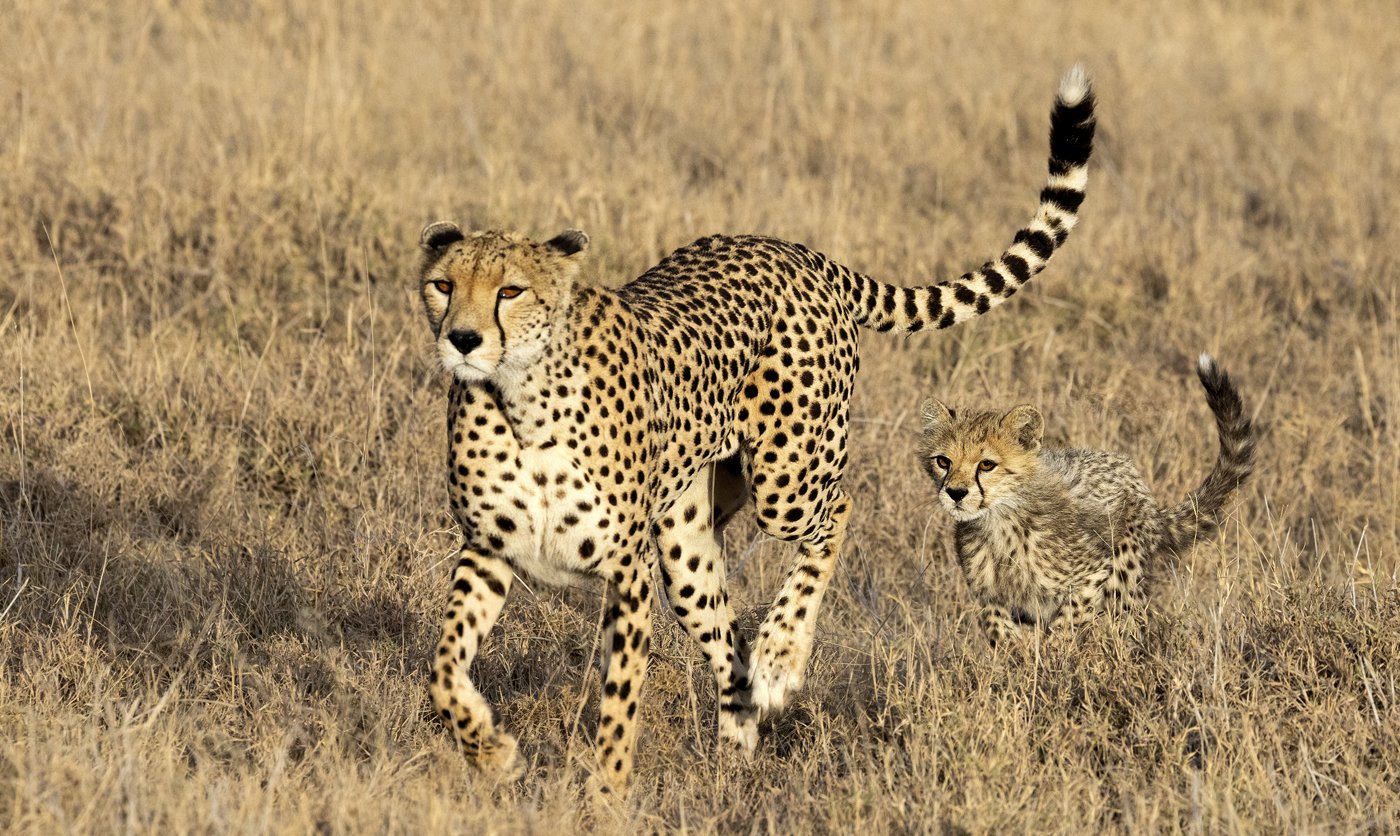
[505,445,614,588]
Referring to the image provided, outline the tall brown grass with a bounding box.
[2,0,1398,832]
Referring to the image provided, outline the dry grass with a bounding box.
[3,0,1399,832]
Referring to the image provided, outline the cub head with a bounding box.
[418,222,589,384]
[919,399,1043,522]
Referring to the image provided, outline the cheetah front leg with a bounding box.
[592,566,653,794]
[979,602,1027,648]
[1048,567,1111,634]
[429,548,521,778]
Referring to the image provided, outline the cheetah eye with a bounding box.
[978,460,997,472]
[498,286,526,299]
[431,280,452,295]
[933,456,951,470]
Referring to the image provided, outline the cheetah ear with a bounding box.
[920,398,954,430]
[543,229,589,258]
[420,221,465,250]
[1001,404,1044,452]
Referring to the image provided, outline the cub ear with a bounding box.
[420,221,465,250]
[543,229,589,257]
[1001,404,1044,451]
[920,398,955,430]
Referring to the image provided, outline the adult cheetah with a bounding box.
[421,68,1095,791]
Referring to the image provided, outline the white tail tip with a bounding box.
[1198,352,1217,374]
[1058,64,1090,105]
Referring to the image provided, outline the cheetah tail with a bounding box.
[850,66,1096,333]
[1159,354,1258,555]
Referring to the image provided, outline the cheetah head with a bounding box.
[418,222,588,384]
[919,400,1044,522]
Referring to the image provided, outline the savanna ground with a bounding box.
[2,1,1398,832]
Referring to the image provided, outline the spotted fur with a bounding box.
[421,68,1095,791]
[919,354,1256,646]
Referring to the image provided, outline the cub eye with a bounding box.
[978,460,998,472]
[933,456,951,470]
[432,280,452,294]
[498,286,525,299]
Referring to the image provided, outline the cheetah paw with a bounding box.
[749,643,804,717]
[472,731,524,783]
[719,713,759,754]
[584,766,630,801]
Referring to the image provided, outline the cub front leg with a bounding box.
[980,602,1032,648]
[429,548,520,778]
[592,566,653,795]
[1049,567,1110,634]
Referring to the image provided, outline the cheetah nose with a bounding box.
[447,329,483,355]
[946,486,968,503]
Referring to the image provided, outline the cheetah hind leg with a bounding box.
[750,491,851,717]
[656,470,758,752]
[428,549,523,780]
[1103,535,1149,617]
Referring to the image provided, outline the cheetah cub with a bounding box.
[920,355,1256,645]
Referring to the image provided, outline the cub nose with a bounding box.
[946,486,969,502]
[447,329,483,355]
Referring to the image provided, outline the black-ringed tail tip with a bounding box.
[845,64,1096,334]
[1058,65,1092,107]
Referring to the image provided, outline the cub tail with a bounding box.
[1161,354,1258,553]
[852,65,1096,333]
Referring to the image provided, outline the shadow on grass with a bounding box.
[0,468,430,676]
